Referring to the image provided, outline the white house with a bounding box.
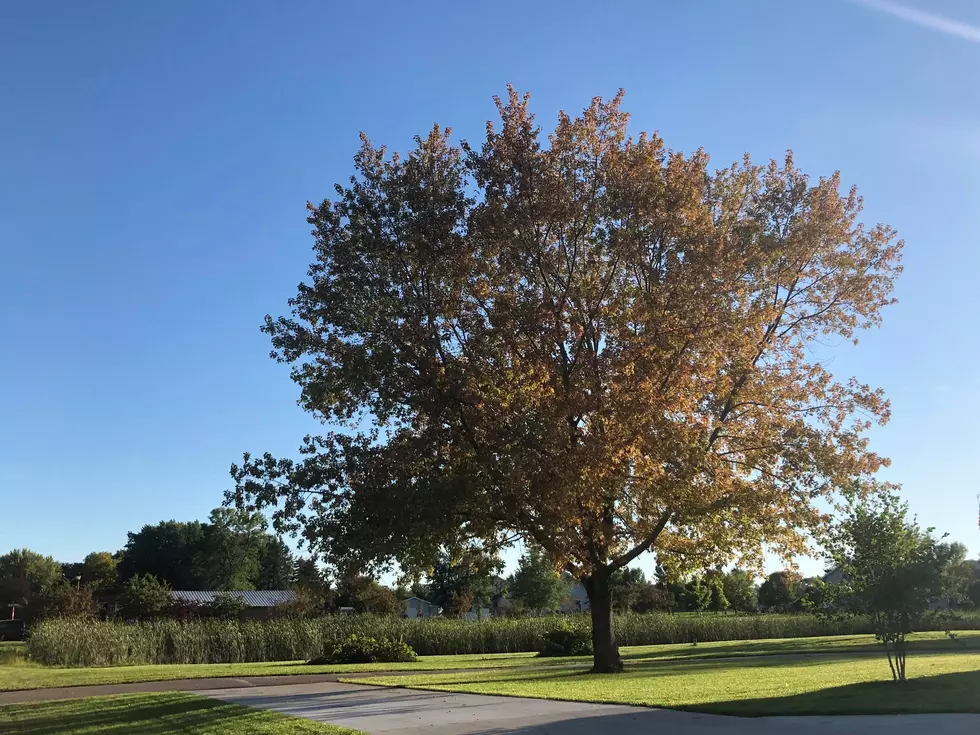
[402,596,441,618]
[559,581,590,613]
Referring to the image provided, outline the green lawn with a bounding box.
[0,652,540,691]
[350,652,980,716]
[0,692,363,734]
[3,631,978,693]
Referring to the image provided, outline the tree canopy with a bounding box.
[0,549,65,622]
[758,570,802,611]
[231,88,902,672]
[117,508,294,591]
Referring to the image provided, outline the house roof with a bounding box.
[170,590,296,607]
[402,596,434,604]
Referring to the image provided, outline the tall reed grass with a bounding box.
[26,612,980,668]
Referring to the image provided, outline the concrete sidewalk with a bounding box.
[0,674,349,705]
[207,681,980,735]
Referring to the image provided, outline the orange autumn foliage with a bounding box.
[232,88,902,671]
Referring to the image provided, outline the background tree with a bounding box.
[0,549,64,622]
[118,520,207,589]
[969,577,980,610]
[825,495,951,682]
[508,547,570,614]
[199,507,268,590]
[706,575,729,613]
[609,567,647,613]
[798,577,828,612]
[257,538,296,589]
[231,89,902,672]
[631,583,675,612]
[758,571,802,612]
[937,541,972,608]
[118,574,172,620]
[679,578,711,613]
[722,569,758,613]
[60,561,84,584]
[428,546,501,617]
[335,574,399,615]
[81,552,118,592]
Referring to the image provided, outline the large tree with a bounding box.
[118,520,208,590]
[0,549,64,622]
[231,89,902,672]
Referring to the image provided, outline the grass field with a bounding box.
[0,692,364,734]
[350,652,980,716]
[2,631,977,692]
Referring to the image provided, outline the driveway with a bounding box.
[206,681,980,735]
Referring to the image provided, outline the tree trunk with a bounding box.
[583,572,623,673]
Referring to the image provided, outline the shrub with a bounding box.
[33,582,99,621]
[119,575,171,620]
[199,594,249,621]
[271,589,327,619]
[538,623,592,657]
[312,634,417,664]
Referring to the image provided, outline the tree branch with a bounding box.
[610,508,672,570]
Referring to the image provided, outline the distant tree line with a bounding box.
[4,500,977,628]
[0,506,334,623]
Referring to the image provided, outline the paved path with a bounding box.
[0,668,497,705]
[207,681,980,735]
[0,674,350,704]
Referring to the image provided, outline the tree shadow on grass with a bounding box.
[0,692,313,735]
[682,669,980,718]
[616,635,978,665]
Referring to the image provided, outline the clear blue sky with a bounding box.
[2,0,977,578]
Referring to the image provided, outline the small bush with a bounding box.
[311,634,417,664]
[118,575,171,621]
[538,623,593,657]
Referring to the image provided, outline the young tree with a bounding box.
[508,547,570,614]
[707,576,729,613]
[758,571,802,611]
[825,496,951,682]
[679,578,711,613]
[230,89,902,672]
[722,569,758,613]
